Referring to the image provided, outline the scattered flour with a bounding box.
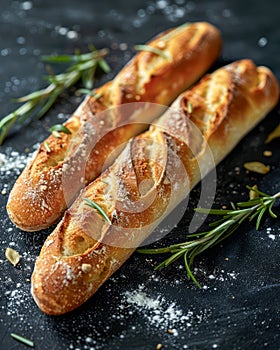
[123,284,203,334]
[0,144,39,197]
[0,143,39,177]
[266,227,277,241]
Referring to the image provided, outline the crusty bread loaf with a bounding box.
[31,59,279,315]
[7,22,222,232]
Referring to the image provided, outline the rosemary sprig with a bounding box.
[187,101,193,113]
[49,123,72,138]
[134,44,172,61]
[10,333,34,348]
[0,46,110,145]
[83,198,111,224]
[77,88,103,99]
[44,141,51,152]
[138,186,280,288]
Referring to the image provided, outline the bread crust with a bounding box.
[7,22,222,231]
[31,59,279,315]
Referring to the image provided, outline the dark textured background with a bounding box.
[0,1,279,349]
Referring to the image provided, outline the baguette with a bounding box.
[7,21,222,232]
[31,59,279,315]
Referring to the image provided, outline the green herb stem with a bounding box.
[138,186,280,287]
[83,198,111,224]
[134,44,172,61]
[77,88,103,99]
[49,124,72,138]
[10,333,34,348]
[0,46,110,145]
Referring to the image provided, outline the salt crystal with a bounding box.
[1,48,10,56]
[16,36,26,45]
[137,9,146,18]
[21,1,33,10]
[57,26,68,35]
[258,37,268,47]
[157,0,168,10]
[119,43,128,51]
[67,30,78,40]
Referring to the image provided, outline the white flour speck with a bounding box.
[258,37,268,47]
[0,144,39,178]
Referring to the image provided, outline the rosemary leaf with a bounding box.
[236,199,261,207]
[256,207,267,230]
[0,116,17,145]
[268,202,277,218]
[187,101,193,113]
[160,22,190,42]
[246,185,270,197]
[15,88,53,103]
[41,54,76,63]
[98,58,111,73]
[134,44,172,61]
[195,207,229,215]
[184,252,201,288]
[78,89,103,99]
[208,217,231,227]
[35,89,62,120]
[10,333,34,348]
[44,141,51,153]
[82,65,96,89]
[83,198,111,224]
[49,124,72,136]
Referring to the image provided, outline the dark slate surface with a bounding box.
[0,1,279,349]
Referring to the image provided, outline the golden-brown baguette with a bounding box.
[7,22,222,232]
[31,59,279,315]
